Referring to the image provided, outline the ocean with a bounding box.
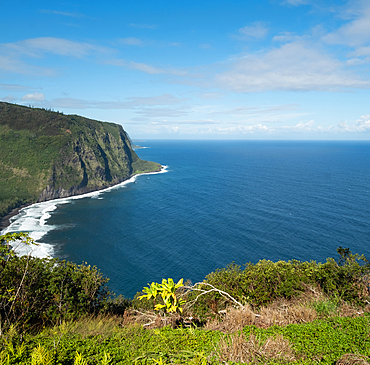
[2,140,370,298]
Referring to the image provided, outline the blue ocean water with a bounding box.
[4,140,370,298]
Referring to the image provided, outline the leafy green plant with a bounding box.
[139,279,186,314]
[0,232,35,268]
[31,344,54,365]
[0,233,110,331]
[74,351,88,365]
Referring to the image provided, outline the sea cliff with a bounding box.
[0,102,161,224]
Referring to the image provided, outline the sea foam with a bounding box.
[1,166,168,258]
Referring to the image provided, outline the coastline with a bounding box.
[0,205,29,230]
[0,165,167,234]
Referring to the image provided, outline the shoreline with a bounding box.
[0,204,29,230]
[0,166,167,233]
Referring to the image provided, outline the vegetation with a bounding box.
[0,233,111,332]
[0,232,370,364]
[0,102,161,220]
[186,249,369,316]
[139,279,186,313]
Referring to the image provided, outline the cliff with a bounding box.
[0,102,161,221]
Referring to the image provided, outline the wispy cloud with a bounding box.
[128,23,157,29]
[0,54,56,76]
[281,0,310,6]
[237,22,269,40]
[199,43,212,49]
[21,92,45,101]
[106,59,164,74]
[49,93,186,110]
[3,37,112,58]
[207,104,298,117]
[0,95,17,102]
[105,58,188,76]
[215,41,370,92]
[39,9,86,18]
[119,37,144,46]
[142,115,370,138]
[321,3,370,47]
[135,107,189,118]
[272,32,302,42]
[0,83,38,91]
[0,37,113,76]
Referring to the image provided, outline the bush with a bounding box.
[0,233,110,331]
[187,250,370,317]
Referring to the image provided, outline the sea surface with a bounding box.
[2,140,370,298]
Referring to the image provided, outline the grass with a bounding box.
[1,293,369,364]
[0,314,369,364]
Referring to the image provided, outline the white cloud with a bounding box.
[208,104,298,117]
[126,94,186,106]
[3,37,111,58]
[238,22,269,40]
[216,124,270,134]
[119,38,143,46]
[21,92,45,101]
[40,9,86,18]
[215,41,370,92]
[0,83,36,91]
[281,0,309,5]
[135,107,189,118]
[0,95,17,102]
[106,58,188,76]
[199,43,212,49]
[128,23,157,29]
[273,32,302,42]
[355,114,370,131]
[282,120,316,132]
[0,55,55,76]
[129,61,164,74]
[106,59,164,74]
[129,113,370,138]
[50,94,186,110]
[322,4,370,47]
[348,46,370,58]
[199,92,222,100]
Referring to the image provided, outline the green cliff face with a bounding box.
[0,102,161,219]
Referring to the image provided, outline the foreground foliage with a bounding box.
[0,314,369,364]
[0,233,110,332]
[186,248,370,319]
[1,233,370,364]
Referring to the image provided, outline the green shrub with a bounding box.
[0,233,110,331]
[187,250,370,317]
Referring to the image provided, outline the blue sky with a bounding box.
[1,0,370,139]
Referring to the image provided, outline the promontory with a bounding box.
[0,102,161,226]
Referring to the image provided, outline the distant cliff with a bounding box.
[0,102,161,222]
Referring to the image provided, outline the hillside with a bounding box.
[0,102,161,222]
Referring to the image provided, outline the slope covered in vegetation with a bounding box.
[0,102,161,220]
[0,233,369,364]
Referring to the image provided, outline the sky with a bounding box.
[1,0,370,140]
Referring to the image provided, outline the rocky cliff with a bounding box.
[0,102,161,221]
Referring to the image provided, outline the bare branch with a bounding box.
[182,282,244,309]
